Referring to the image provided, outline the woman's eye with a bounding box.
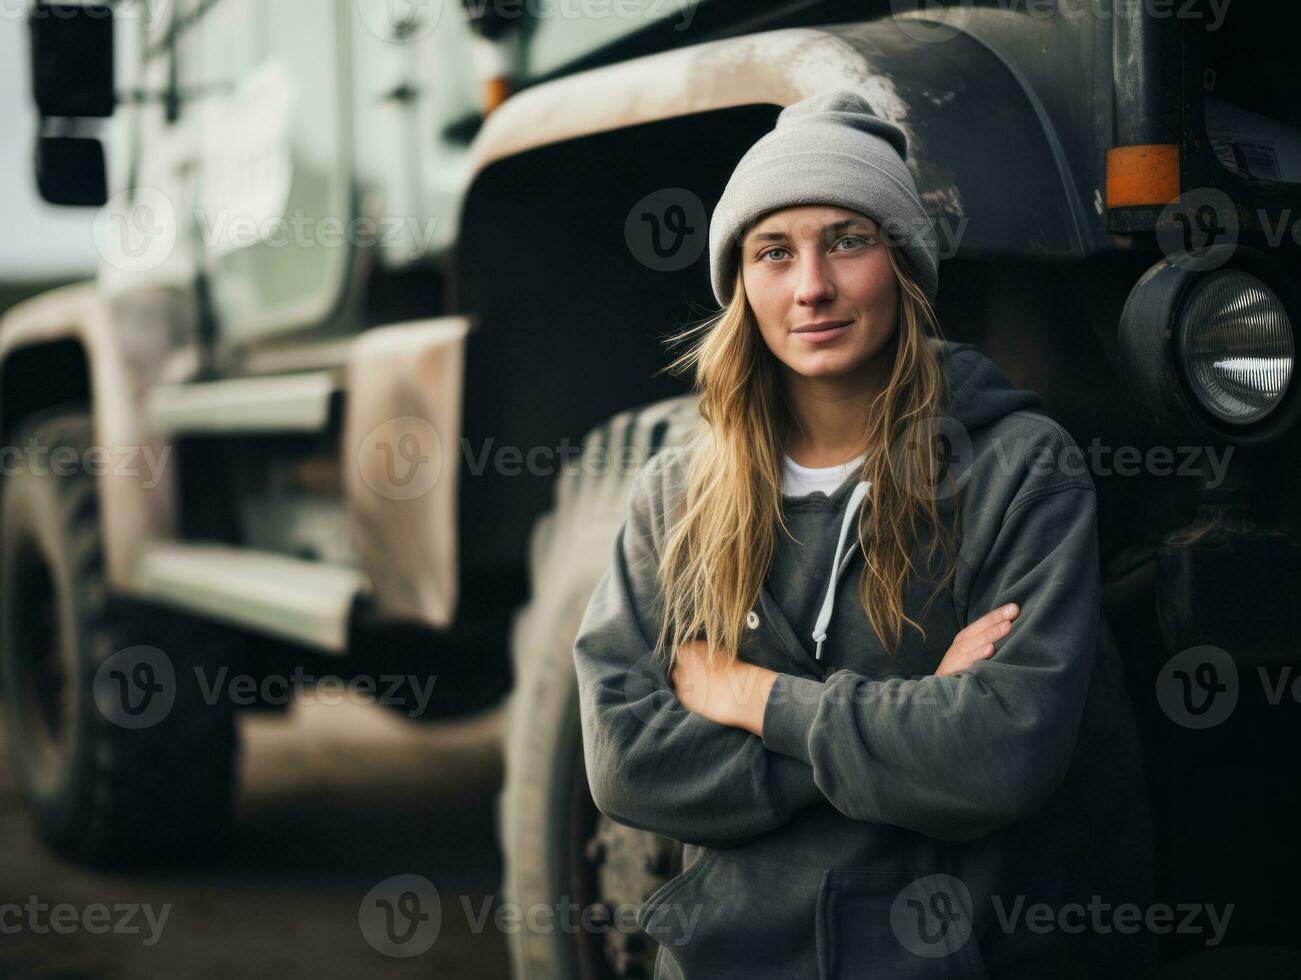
[835,234,875,249]
[759,236,874,262]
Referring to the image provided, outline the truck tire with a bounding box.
[499,398,698,980]
[501,573,679,980]
[0,408,239,865]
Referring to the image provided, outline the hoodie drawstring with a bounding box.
[812,480,871,660]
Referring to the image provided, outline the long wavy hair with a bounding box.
[652,241,962,672]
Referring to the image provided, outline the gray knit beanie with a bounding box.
[708,89,939,308]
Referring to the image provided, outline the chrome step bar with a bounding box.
[129,542,369,653]
[142,371,338,435]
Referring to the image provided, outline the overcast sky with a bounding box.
[0,14,99,282]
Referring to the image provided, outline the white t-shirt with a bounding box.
[782,450,868,497]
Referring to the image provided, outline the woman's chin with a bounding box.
[789,353,863,380]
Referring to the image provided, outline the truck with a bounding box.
[3,0,1298,977]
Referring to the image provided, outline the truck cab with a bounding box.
[3,1,1298,977]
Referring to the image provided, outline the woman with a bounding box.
[573,90,1105,979]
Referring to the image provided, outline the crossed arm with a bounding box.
[573,461,1096,846]
[670,602,1021,737]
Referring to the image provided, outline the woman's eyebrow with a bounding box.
[747,219,875,244]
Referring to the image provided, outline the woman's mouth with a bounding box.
[792,320,852,343]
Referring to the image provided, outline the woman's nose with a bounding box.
[794,254,835,305]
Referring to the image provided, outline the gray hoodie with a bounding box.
[573,338,1143,979]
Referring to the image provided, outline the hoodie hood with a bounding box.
[934,336,1044,431]
[807,336,1044,659]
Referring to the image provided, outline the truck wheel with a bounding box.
[500,581,679,980]
[500,397,699,979]
[0,409,239,865]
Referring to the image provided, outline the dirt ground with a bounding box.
[0,696,514,979]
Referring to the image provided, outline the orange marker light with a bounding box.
[483,76,512,115]
[1106,145,1180,208]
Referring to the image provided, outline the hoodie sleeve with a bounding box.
[760,478,1099,843]
[573,456,826,849]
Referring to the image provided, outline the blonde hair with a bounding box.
[652,242,962,671]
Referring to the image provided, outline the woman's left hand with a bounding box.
[670,639,779,736]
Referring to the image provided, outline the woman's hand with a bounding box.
[935,603,1020,678]
[670,639,777,736]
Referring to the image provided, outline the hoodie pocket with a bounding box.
[635,847,719,944]
[637,847,827,979]
[816,870,989,980]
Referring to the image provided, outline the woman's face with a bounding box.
[740,205,899,381]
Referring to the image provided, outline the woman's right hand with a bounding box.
[934,603,1020,678]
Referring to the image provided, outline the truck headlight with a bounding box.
[1177,270,1294,425]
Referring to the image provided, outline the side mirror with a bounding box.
[34,135,107,207]
[29,2,115,206]
[28,1,115,118]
